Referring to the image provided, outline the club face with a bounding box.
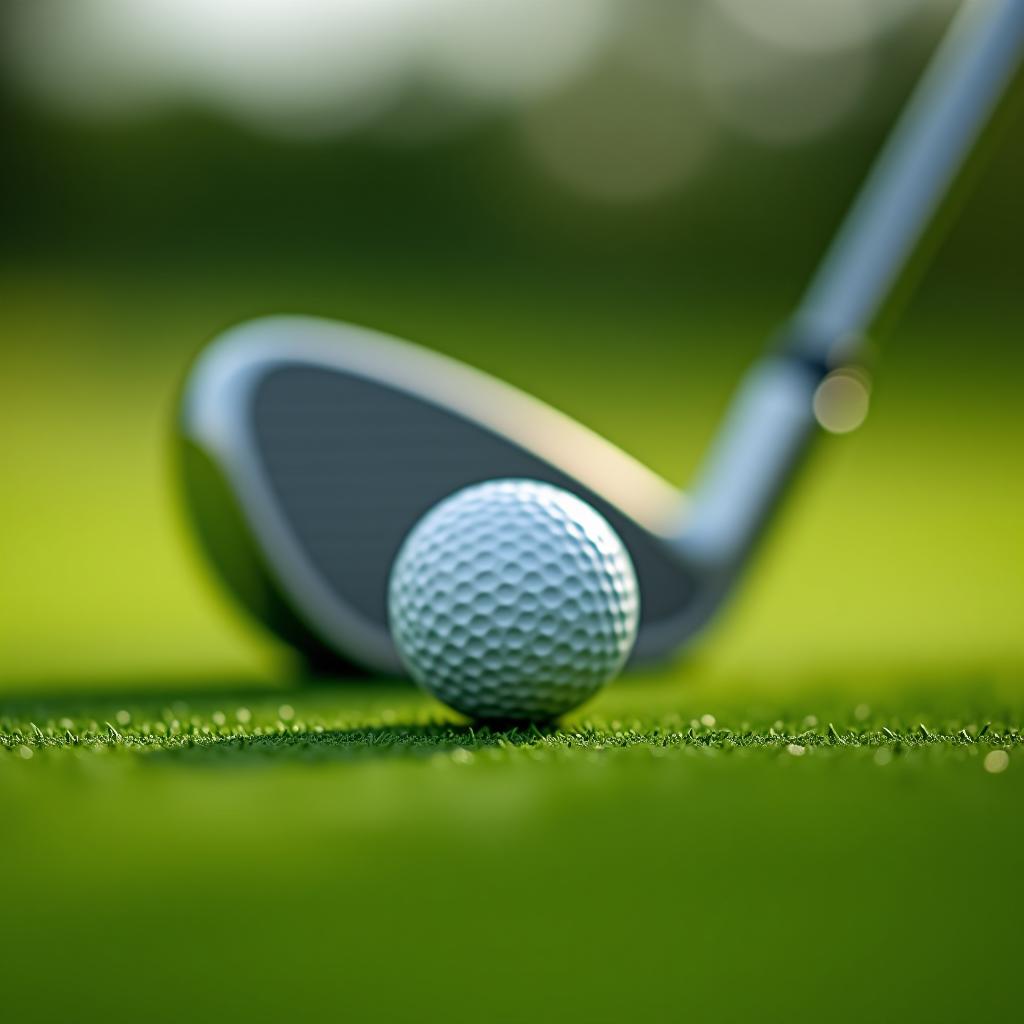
[178,316,723,674]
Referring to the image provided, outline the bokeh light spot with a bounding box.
[521,64,714,203]
[813,369,871,434]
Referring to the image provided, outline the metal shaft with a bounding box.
[678,0,1024,570]
[796,0,1024,358]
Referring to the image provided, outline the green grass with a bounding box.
[2,267,1022,1022]
[1,690,1019,760]
[2,681,1021,1022]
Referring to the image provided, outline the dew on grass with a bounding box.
[984,750,1009,774]
[854,704,870,721]
[278,704,295,722]
[115,710,131,726]
[236,707,252,724]
[874,749,892,766]
[700,713,716,728]
[786,743,805,756]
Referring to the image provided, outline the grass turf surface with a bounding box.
[2,269,1022,1021]
[1,690,1020,759]
[3,679,1022,1022]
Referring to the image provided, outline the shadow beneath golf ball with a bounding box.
[0,674,566,766]
[139,720,562,768]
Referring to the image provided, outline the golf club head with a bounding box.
[177,3,1024,678]
[178,316,724,674]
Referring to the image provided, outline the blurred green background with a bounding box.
[2,0,1021,690]
[1,1,1022,1019]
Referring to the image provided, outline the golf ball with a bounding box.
[388,478,639,720]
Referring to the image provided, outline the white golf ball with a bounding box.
[388,478,640,720]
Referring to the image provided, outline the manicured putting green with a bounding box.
[2,680,1021,1023]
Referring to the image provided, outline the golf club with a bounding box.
[178,0,1024,675]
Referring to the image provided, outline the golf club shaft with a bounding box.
[678,0,1024,570]
[796,0,1024,355]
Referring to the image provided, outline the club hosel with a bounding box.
[674,348,828,574]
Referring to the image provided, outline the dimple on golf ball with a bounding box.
[388,478,640,721]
